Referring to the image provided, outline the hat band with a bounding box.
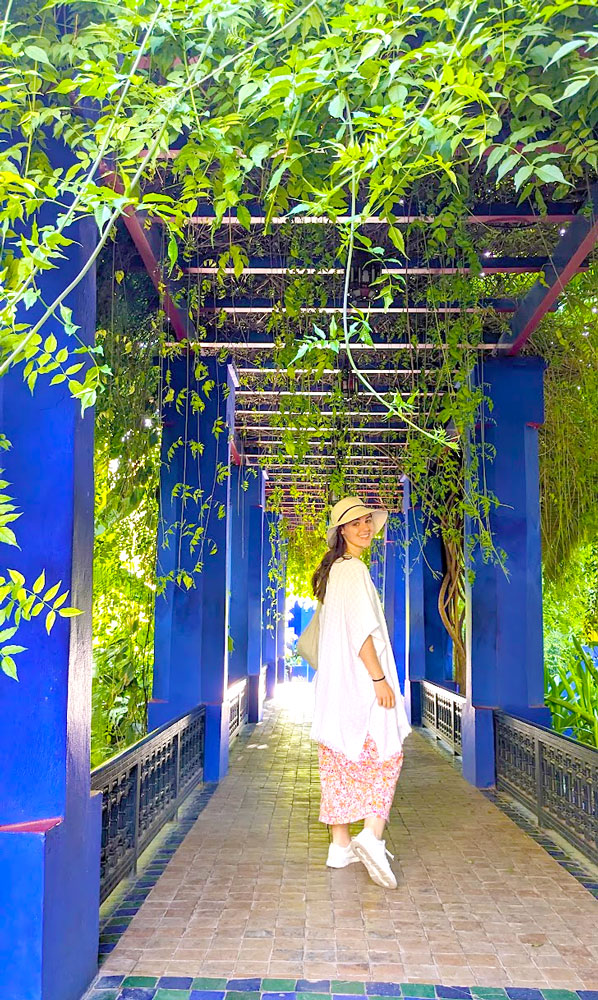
[334,502,371,525]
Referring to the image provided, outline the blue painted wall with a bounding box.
[0,197,101,1000]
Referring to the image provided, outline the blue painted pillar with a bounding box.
[383,518,406,694]
[422,533,453,686]
[403,482,425,724]
[262,512,280,699]
[150,354,235,781]
[370,534,385,599]
[462,357,549,788]
[0,210,101,998]
[246,472,266,722]
[229,465,249,684]
[276,541,287,685]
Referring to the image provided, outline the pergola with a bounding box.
[2,144,598,1000]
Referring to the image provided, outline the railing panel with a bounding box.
[92,706,206,903]
[92,681,249,903]
[420,681,465,755]
[229,678,249,743]
[495,712,598,865]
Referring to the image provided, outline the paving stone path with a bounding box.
[96,689,598,990]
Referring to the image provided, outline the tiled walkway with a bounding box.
[94,688,598,992]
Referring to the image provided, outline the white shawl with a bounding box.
[310,556,411,762]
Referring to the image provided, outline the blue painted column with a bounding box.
[403,482,425,724]
[276,542,287,685]
[228,465,250,684]
[370,533,386,599]
[0,210,101,998]
[246,471,266,722]
[422,532,453,687]
[262,512,280,699]
[383,518,406,694]
[150,353,235,781]
[462,356,549,788]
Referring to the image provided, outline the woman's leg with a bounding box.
[330,823,351,846]
[363,814,385,839]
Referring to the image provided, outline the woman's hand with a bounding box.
[375,679,396,709]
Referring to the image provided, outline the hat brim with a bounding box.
[326,507,388,548]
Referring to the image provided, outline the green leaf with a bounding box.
[32,570,45,594]
[514,164,534,190]
[0,645,26,655]
[546,39,586,68]
[1,656,18,680]
[8,569,24,587]
[236,204,251,231]
[167,233,178,270]
[328,93,345,119]
[0,626,18,642]
[45,610,56,634]
[43,581,61,602]
[52,591,68,609]
[486,145,507,173]
[0,526,18,546]
[57,607,83,618]
[24,44,51,65]
[529,93,555,111]
[496,153,521,182]
[536,163,569,186]
[358,37,382,65]
[249,142,270,167]
[556,77,590,102]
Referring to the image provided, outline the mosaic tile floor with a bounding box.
[87,977,598,1000]
[89,687,598,994]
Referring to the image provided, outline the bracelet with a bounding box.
[372,675,386,683]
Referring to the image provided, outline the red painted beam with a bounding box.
[502,185,598,354]
[99,163,192,341]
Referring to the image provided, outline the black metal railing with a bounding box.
[229,678,248,742]
[495,712,598,865]
[91,707,206,903]
[421,680,465,754]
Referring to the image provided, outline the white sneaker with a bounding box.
[326,841,360,868]
[351,828,397,888]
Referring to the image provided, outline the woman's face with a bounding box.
[341,513,374,552]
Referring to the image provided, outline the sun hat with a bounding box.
[326,495,388,548]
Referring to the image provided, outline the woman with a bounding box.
[310,495,411,889]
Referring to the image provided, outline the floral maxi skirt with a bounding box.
[318,735,404,825]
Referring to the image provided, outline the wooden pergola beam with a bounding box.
[501,184,598,354]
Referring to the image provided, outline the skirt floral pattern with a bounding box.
[318,734,403,825]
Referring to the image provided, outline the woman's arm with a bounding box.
[359,635,396,710]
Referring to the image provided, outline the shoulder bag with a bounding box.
[296,603,321,671]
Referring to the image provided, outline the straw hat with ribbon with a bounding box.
[326,495,388,548]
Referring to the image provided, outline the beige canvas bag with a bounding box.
[296,603,321,671]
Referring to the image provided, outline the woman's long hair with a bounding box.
[312,528,347,602]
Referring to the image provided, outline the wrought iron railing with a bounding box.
[421,680,465,754]
[495,712,598,865]
[91,707,206,903]
[229,678,248,742]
